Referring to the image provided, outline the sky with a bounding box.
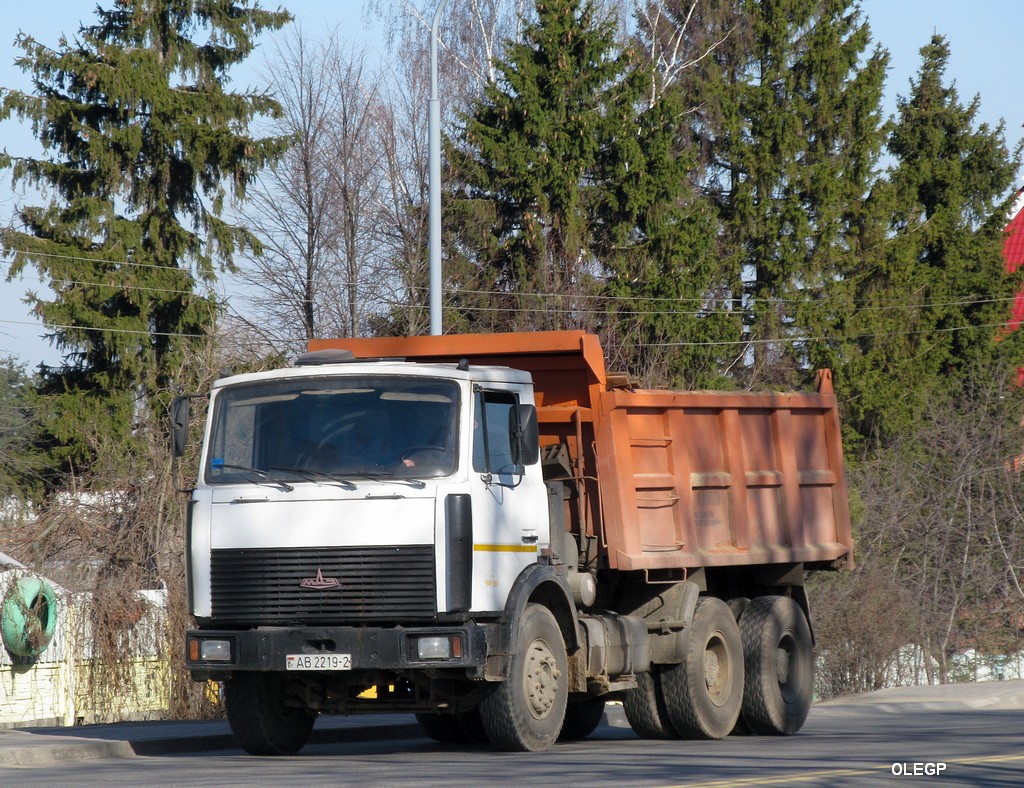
[1,0,1023,369]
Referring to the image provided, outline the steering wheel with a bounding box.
[294,420,353,467]
[400,445,450,467]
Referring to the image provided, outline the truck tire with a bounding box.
[622,667,678,739]
[416,712,467,743]
[416,707,489,744]
[224,672,315,755]
[739,595,813,735]
[726,596,752,735]
[479,603,568,752]
[727,596,750,621]
[660,597,743,740]
[558,698,606,740]
[458,707,491,743]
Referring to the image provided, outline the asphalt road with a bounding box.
[2,681,1023,786]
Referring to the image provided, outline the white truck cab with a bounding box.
[187,356,549,622]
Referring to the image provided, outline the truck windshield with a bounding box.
[206,376,460,485]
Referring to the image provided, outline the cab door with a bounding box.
[468,387,548,611]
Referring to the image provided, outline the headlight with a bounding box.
[188,637,232,662]
[414,634,463,660]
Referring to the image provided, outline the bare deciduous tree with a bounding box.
[321,46,389,337]
[371,0,531,105]
[370,36,432,335]
[813,365,1024,696]
[635,0,734,105]
[236,29,387,351]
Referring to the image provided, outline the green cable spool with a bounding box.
[1,576,58,658]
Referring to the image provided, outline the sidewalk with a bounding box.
[816,678,1024,713]
[2,680,1022,766]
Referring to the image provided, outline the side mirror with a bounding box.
[170,396,191,458]
[510,404,540,467]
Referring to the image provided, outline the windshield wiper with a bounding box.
[214,463,294,492]
[341,470,426,489]
[267,466,356,490]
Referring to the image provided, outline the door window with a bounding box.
[473,390,522,475]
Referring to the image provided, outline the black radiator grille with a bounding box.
[210,545,436,623]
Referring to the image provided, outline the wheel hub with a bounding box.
[704,634,731,703]
[524,639,561,719]
[704,649,721,689]
[776,645,791,684]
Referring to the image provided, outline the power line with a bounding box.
[1,314,1014,348]
[643,321,1016,347]
[9,271,1018,318]
[4,255,1022,346]
[421,284,1019,313]
[7,246,1021,311]
[393,296,1017,319]
[3,248,211,275]
[14,274,210,299]
[0,318,206,339]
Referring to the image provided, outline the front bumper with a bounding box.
[186,623,494,679]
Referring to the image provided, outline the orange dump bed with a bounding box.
[310,331,853,573]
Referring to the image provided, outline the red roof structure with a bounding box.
[1003,189,1024,385]
[1004,190,1024,273]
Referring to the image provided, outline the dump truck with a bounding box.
[173,331,852,754]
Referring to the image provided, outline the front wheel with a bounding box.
[224,672,315,755]
[480,603,568,752]
[740,595,814,735]
[660,597,744,739]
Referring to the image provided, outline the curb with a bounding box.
[0,720,423,766]
[0,737,141,766]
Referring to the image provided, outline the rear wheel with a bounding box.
[559,698,606,740]
[457,706,491,743]
[728,597,752,735]
[727,596,750,621]
[740,595,814,735]
[416,712,467,743]
[417,707,490,744]
[660,597,744,739]
[480,603,568,752]
[224,672,315,755]
[622,666,678,739]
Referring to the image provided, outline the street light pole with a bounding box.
[428,0,450,336]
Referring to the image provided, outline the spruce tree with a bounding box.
[0,0,291,473]
[0,357,44,501]
[668,0,889,388]
[595,84,737,389]
[445,0,729,386]
[446,0,656,333]
[843,35,1022,452]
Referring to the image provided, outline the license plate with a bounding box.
[286,653,352,671]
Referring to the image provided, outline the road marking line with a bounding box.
[672,768,878,787]
[956,753,1024,765]
[669,753,1024,787]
